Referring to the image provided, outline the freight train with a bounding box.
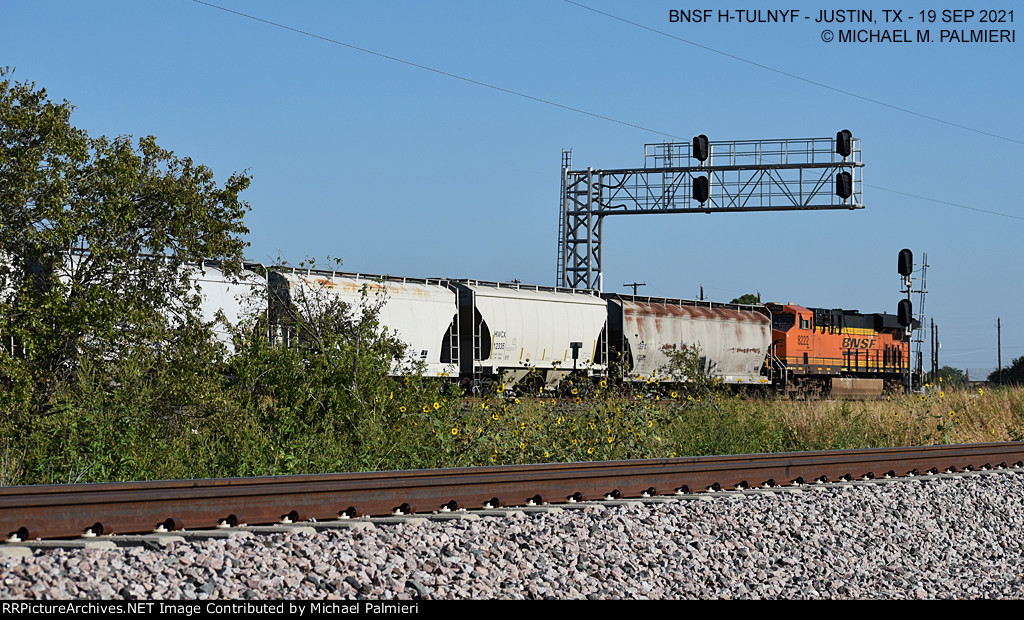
[194,263,914,398]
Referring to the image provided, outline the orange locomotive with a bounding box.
[764,303,914,398]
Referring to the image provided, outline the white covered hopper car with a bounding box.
[195,266,772,389]
[268,270,460,377]
[450,280,607,389]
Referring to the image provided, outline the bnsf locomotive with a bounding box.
[195,264,914,398]
[765,303,915,398]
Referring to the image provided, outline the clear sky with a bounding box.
[3,1,1021,375]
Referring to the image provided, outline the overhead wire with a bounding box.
[189,0,1021,222]
[562,0,1024,147]
[190,0,684,140]
[865,185,1024,222]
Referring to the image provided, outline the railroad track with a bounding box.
[4,442,1024,542]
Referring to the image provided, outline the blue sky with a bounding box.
[3,1,1021,374]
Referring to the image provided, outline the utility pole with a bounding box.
[998,318,1002,385]
[623,282,646,295]
[930,319,936,382]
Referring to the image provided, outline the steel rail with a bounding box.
[3,442,1023,541]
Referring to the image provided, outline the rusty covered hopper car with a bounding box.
[605,295,772,385]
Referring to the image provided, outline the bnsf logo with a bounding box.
[842,337,876,349]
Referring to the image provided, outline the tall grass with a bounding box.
[2,376,1022,485]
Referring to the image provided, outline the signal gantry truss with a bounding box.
[556,134,864,290]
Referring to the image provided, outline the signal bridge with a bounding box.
[556,132,864,290]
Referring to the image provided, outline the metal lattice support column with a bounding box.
[558,135,865,290]
[913,253,929,381]
[556,149,571,286]
[561,167,606,290]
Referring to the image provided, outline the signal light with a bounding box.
[898,298,913,327]
[692,135,709,162]
[693,176,710,203]
[836,129,853,157]
[898,249,913,277]
[836,172,852,199]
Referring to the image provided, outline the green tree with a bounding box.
[989,357,1024,386]
[0,68,250,405]
[932,365,966,388]
[0,68,251,482]
[731,293,759,305]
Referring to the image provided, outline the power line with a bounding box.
[866,185,1024,221]
[562,0,1024,147]
[189,0,683,140]
[190,1,1021,224]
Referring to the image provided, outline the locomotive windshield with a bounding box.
[772,313,796,332]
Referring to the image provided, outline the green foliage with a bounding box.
[932,365,966,388]
[659,345,725,400]
[0,67,250,411]
[989,356,1024,386]
[730,293,759,305]
[227,263,460,474]
[0,67,251,483]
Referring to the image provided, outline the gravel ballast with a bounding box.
[2,471,1023,599]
